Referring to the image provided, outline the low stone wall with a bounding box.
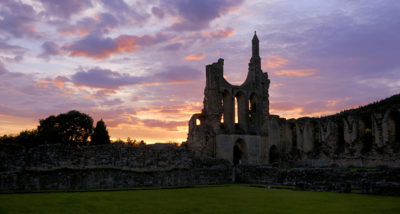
[1,167,232,191]
[0,143,233,191]
[0,143,193,171]
[1,143,399,195]
[236,165,400,196]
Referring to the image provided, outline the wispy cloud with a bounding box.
[38,0,92,18]
[273,69,317,77]
[162,0,244,31]
[184,53,205,61]
[70,66,201,89]
[64,33,168,60]
[202,27,235,38]
[263,56,288,69]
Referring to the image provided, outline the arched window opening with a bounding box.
[233,139,248,165]
[196,119,201,126]
[249,94,257,122]
[221,98,224,124]
[248,100,252,120]
[236,92,248,131]
[223,90,234,132]
[233,145,242,165]
[269,145,280,166]
[235,97,239,124]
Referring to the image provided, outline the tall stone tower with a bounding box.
[187,33,270,162]
[250,31,261,69]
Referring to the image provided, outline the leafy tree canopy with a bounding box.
[38,110,93,147]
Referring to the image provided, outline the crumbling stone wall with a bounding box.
[0,143,232,190]
[275,103,400,168]
[236,165,400,196]
[1,143,399,195]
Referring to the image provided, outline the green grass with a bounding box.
[0,185,399,214]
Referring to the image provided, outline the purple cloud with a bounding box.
[163,0,244,31]
[70,66,201,89]
[39,41,63,58]
[64,32,169,59]
[0,61,23,77]
[64,34,118,59]
[100,0,149,23]
[0,42,26,55]
[0,61,9,75]
[130,116,186,131]
[58,12,122,36]
[71,68,142,89]
[100,0,130,13]
[38,0,92,18]
[152,7,164,19]
[57,17,97,36]
[161,43,182,51]
[0,0,37,38]
[0,42,26,62]
[100,98,123,106]
[152,66,202,83]
[141,119,187,131]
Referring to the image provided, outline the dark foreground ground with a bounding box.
[0,185,399,214]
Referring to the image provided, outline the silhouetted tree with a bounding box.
[0,134,16,145]
[126,137,138,146]
[0,130,39,148]
[91,119,111,145]
[38,110,93,147]
[16,129,39,147]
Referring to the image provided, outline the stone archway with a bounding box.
[269,145,280,166]
[233,139,248,165]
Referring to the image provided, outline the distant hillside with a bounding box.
[326,93,400,119]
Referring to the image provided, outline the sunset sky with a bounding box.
[0,0,399,143]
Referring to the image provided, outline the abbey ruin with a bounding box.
[1,33,399,194]
[187,33,400,168]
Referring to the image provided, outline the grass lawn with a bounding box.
[0,185,399,214]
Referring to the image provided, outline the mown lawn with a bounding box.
[0,185,399,214]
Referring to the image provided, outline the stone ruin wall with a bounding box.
[0,143,232,190]
[267,103,400,167]
[189,100,400,167]
[2,142,399,195]
[235,165,400,196]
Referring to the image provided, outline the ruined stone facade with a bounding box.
[187,33,400,168]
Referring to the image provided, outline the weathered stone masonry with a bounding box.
[187,33,400,168]
[0,143,232,190]
[187,32,271,163]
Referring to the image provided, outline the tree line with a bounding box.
[0,110,111,147]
